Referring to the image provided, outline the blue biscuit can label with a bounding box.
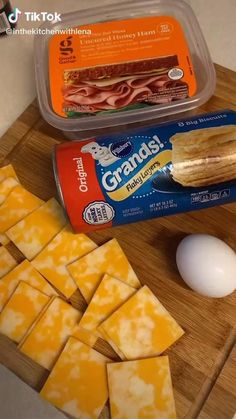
[54,110,236,233]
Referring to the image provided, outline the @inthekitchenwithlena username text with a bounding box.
[5,27,92,36]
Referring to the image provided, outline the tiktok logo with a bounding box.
[8,7,22,23]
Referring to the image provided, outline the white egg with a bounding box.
[176,234,236,298]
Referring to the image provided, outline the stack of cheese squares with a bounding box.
[0,164,184,419]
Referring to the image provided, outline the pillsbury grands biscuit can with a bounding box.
[53,110,236,233]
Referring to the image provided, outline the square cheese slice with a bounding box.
[19,298,82,370]
[98,285,184,360]
[0,234,10,246]
[76,274,136,346]
[32,225,97,298]
[68,238,141,303]
[0,246,17,278]
[0,164,18,182]
[6,198,66,261]
[0,260,57,312]
[40,337,110,419]
[0,177,19,205]
[0,185,43,234]
[0,281,50,343]
[107,356,177,419]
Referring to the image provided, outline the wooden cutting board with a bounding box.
[0,64,235,419]
[199,345,236,419]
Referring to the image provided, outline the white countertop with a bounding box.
[0,0,236,138]
[0,365,67,419]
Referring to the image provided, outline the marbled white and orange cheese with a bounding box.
[19,298,82,370]
[107,356,177,419]
[0,246,17,278]
[68,239,140,303]
[73,274,135,347]
[71,325,98,348]
[40,337,110,419]
[0,177,19,205]
[32,225,97,298]
[0,281,50,343]
[0,165,18,183]
[0,165,20,245]
[0,185,43,234]
[0,234,10,246]
[0,260,57,311]
[6,198,66,261]
[98,285,184,360]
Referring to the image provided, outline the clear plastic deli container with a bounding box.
[34,0,216,138]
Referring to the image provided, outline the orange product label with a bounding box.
[49,16,197,118]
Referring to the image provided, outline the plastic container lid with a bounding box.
[34,0,216,137]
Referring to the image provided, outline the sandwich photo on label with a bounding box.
[62,55,189,115]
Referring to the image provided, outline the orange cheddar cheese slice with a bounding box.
[0,185,43,234]
[40,337,110,419]
[6,198,66,261]
[98,285,184,360]
[76,274,136,346]
[0,177,19,205]
[0,246,17,278]
[0,281,50,343]
[68,238,141,303]
[107,356,177,419]
[19,298,82,370]
[32,225,97,298]
[0,234,10,246]
[0,260,57,312]
[0,165,18,182]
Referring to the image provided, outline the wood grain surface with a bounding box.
[0,64,236,419]
[199,345,236,419]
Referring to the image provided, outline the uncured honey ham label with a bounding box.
[49,16,197,118]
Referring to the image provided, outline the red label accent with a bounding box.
[55,141,113,233]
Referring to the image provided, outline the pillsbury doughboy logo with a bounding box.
[81,142,119,167]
